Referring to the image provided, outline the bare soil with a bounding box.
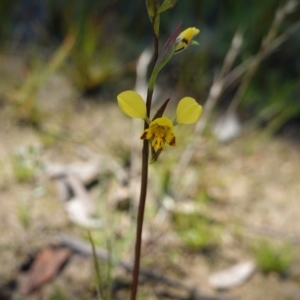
[0,62,300,300]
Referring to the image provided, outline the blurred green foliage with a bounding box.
[1,0,299,123]
[172,212,220,251]
[11,145,40,183]
[252,239,294,275]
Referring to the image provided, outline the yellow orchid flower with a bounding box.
[140,97,202,153]
[117,90,202,158]
[141,117,176,152]
[175,27,200,53]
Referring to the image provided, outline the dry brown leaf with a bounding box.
[20,246,71,295]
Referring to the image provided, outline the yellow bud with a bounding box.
[175,27,200,53]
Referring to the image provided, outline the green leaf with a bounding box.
[149,22,182,90]
[157,0,179,14]
[154,14,160,37]
[146,0,156,19]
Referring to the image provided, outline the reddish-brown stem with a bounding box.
[130,89,153,300]
[130,139,149,300]
[130,17,158,300]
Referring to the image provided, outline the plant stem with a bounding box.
[130,21,158,300]
[130,138,149,300]
[130,89,153,300]
[88,232,104,300]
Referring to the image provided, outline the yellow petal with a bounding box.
[176,97,202,124]
[165,131,176,146]
[153,116,174,128]
[140,128,154,140]
[152,136,165,151]
[117,90,147,119]
[180,27,200,43]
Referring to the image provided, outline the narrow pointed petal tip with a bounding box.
[117,90,147,120]
[150,150,162,164]
[176,97,203,124]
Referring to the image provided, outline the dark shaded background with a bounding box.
[1,0,300,129]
